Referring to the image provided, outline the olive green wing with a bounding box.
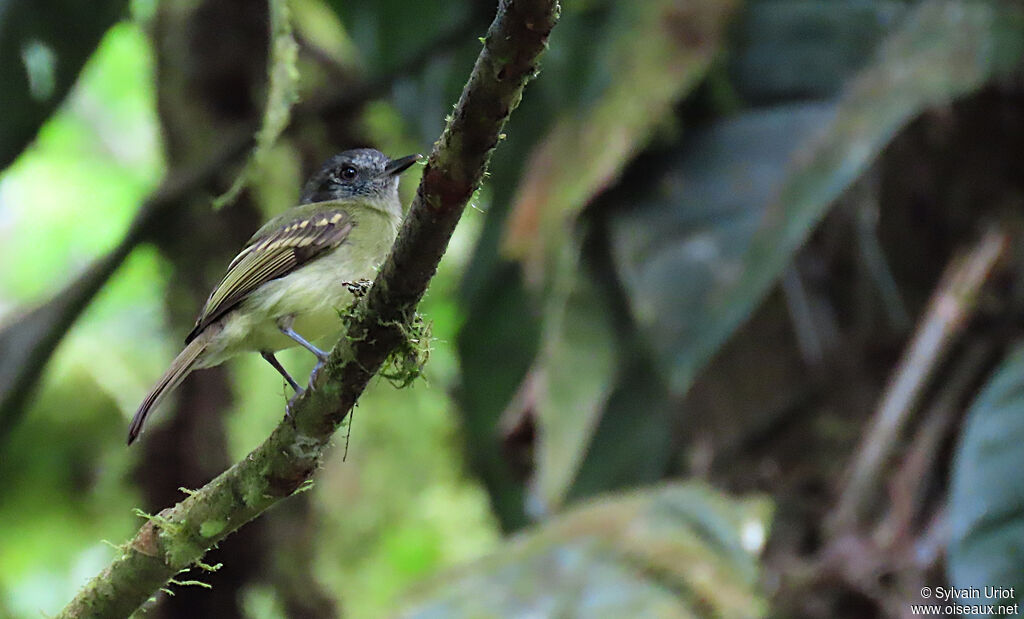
[185,207,354,343]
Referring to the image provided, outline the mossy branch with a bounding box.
[56,1,559,617]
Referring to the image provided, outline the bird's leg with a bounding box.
[262,350,302,425]
[260,351,302,393]
[277,315,329,395]
[277,316,329,362]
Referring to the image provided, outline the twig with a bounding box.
[56,1,559,616]
[877,341,991,548]
[781,264,837,367]
[811,344,991,619]
[852,170,910,331]
[828,226,1008,534]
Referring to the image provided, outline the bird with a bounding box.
[127,148,421,444]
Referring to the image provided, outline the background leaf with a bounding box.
[324,0,472,76]
[0,0,129,171]
[452,0,654,531]
[502,0,739,284]
[398,483,770,619]
[722,0,1024,387]
[489,0,739,521]
[608,103,836,393]
[529,239,617,515]
[615,0,1024,394]
[729,0,904,103]
[948,344,1024,608]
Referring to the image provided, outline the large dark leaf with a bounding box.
[609,103,837,394]
[397,484,770,618]
[947,344,1024,607]
[612,0,1024,394]
[564,352,675,506]
[0,0,128,171]
[456,260,539,532]
[730,0,904,103]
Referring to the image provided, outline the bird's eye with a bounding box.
[339,166,358,181]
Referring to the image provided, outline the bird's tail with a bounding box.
[127,335,208,445]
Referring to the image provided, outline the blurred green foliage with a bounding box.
[0,24,163,304]
[398,484,770,619]
[0,0,128,170]
[3,0,1024,617]
[0,23,165,616]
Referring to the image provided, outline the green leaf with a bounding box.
[565,353,674,504]
[609,103,836,394]
[454,0,726,527]
[948,344,1024,605]
[0,0,129,171]
[614,0,1024,394]
[730,0,904,103]
[455,261,539,532]
[215,0,300,209]
[452,2,638,526]
[497,0,740,517]
[502,0,739,283]
[529,240,618,515]
[397,484,770,619]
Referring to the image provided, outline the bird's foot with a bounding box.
[343,279,372,297]
[278,321,329,362]
[285,387,305,426]
[285,359,327,424]
[308,359,325,391]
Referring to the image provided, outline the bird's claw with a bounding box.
[308,359,325,390]
[285,359,325,424]
[285,387,304,426]
[343,279,372,297]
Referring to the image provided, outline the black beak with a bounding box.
[385,154,422,176]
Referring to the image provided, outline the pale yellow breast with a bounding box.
[198,206,399,366]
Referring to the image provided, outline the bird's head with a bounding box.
[300,148,421,216]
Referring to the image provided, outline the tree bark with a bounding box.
[136,1,268,616]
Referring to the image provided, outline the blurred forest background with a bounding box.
[2,0,1024,617]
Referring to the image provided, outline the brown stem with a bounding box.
[56,1,560,616]
[828,225,1008,534]
[876,341,992,548]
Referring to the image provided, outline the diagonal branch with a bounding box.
[56,1,559,616]
[828,225,1008,534]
